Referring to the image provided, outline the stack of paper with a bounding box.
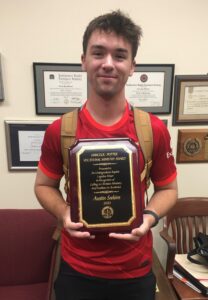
[174,254,208,296]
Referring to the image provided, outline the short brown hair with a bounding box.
[82,10,142,60]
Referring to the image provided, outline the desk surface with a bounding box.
[153,250,178,300]
[172,278,207,300]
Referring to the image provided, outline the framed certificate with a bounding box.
[125,64,174,114]
[0,54,4,101]
[33,63,87,115]
[173,75,208,125]
[4,120,51,170]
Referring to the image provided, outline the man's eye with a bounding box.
[116,55,125,60]
[93,52,102,57]
[115,52,127,60]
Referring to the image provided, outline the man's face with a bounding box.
[82,30,135,99]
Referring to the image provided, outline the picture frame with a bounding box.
[0,54,4,101]
[125,64,174,114]
[33,63,87,115]
[4,120,51,170]
[176,129,208,163]
[161,119,168,126]
[172,75,208,125]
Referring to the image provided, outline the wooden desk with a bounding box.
[172,277,207,300]
[153,250,178,300]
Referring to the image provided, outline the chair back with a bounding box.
[0,209,57,286]
[163,197,208,254]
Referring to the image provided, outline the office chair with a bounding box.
[0,209,58,300]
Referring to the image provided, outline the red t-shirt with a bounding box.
[39,103,177,279]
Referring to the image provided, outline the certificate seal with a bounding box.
[140,74,148,83]
[184,138,202,156]
[102,206,114,219]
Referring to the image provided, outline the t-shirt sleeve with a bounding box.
[38,118,63,179]
[150,115,177,187]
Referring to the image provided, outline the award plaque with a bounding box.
[69,138,143,233]
[177,129,208,163]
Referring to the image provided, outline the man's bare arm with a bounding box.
[34,168,67,219]
[109,178,178,241]
[144,178,178,221]
[34,168,95,239]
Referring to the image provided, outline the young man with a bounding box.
[35,10,177,300]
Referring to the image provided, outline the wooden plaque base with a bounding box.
[177,129,208,163]
[68,138,143,233]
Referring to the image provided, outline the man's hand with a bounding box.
[108,214,152,241]
[63,205,95,239]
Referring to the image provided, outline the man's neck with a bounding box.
[86,94,127,126]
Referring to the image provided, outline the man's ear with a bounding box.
[81,54,86,71]
[129,60,136,76]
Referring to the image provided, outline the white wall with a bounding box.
[1,0,208,264]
